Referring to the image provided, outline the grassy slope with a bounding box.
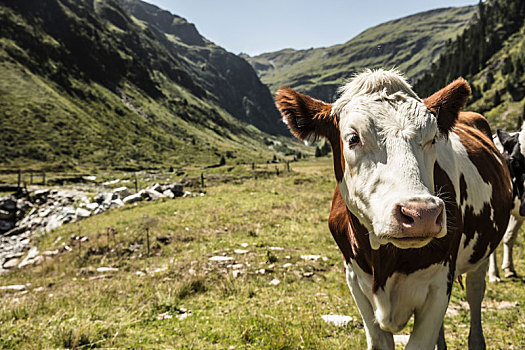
[467,24,525,131]
[0,0,293,172]
[0,158,523,349]
[244,6,475,101]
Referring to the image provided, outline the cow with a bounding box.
[275,69,512,350]
[488,124,525,282]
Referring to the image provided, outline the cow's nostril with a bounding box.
[436,211,443,226]
[400,211,414,224]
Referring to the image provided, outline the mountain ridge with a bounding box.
[0,0,292,171]
[243,5,476,102]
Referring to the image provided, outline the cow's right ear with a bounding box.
[497,129,517,152]
[275,87,338,142]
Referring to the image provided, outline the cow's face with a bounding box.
[276,70,470,249]
[497,128,525,216]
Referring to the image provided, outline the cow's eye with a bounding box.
[431,137,436,145]
[348,133,360,147]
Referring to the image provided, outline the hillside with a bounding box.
[243,6,476,101]
[0,0,290,171]
[414,0,525,131]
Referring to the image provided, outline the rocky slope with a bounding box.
[243,6,476,101]
[0,0,288,171]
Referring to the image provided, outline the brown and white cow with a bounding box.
[275,69,512,350]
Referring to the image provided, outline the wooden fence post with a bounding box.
[17,169,21,192]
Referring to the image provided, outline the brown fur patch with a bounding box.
[457,112,492,139]
[424,78,471,134]
[275,87,345,182]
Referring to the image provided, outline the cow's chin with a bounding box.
[388,236,434,249]
[370,230,447,250]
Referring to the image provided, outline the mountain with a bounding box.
[414,0,525,131]
[243,6,476,102]
[0,0,289,171]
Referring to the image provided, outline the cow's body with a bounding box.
[275,69,512,349]
[488,125,525,282]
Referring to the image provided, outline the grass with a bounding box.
[0,157,524,349]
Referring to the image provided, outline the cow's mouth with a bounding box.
[389,235,434,249]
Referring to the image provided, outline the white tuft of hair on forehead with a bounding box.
[332,68,421,116]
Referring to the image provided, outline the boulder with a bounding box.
[162,190,175,198]
[150,183,163,193]
[112,186,132,200]
[169,183,184,197]
[85,202,99,211]
[0,198,16,211]
[0,209,13,220]
[75,208,91,218]
[123,193,143,204]
[94,192,106,204]
[109,198,124,209]
[0,220,14,232]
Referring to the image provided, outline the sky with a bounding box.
[143,0,479,56]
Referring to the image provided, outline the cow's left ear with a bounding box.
[276,87,346,182]
[423,78,471,134]
[275,87,337,142]
[496,129,517,152]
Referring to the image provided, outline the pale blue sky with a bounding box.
[143,0,479,56]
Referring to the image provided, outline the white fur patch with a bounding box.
[348,260,449,333]
[437,131,492,215]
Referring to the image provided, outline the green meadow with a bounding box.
[0,158,524,349]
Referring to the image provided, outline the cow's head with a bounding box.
[497,127,525,216]
[276,69,470,249]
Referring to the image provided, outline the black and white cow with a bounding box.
[488,125,525,282]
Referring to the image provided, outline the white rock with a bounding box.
[45,215,62,232]
[156,312,172,320]
[96,267,119,272]
[18,247,39,267]
[162,190,175,199]
[269,278,280,286]
[232,270,242,278]
[109,198,124,209]
[123,193,142,204]
[209,256,234,262]
[113,186,132,199]
[269,247,284,251]
[0,285,27,291]
[151,267,168,274]
[2,258,19,269]
[321,315,353,327]
[283,263,293,268]
[301,255,322,261]
[240,243,249,248]
[42,250,59,256]
[234,249,249,254]
[85,202,99,211]
[150,183,163,193]
[177,313,190,320]
[103,179,120,186]
[75,208,91,218]
[83,176,97,181]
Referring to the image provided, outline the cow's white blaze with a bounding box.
[333,70,446,249]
